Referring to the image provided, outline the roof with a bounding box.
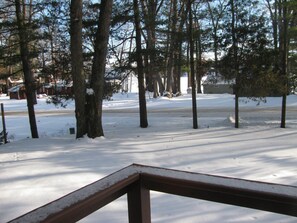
[8,84,25,92]
[8,77,24,84]
[44,81,73,88]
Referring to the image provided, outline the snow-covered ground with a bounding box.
[0,93,297,222]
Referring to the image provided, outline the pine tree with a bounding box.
[188,0,198,129]
[220,0,276,128]
[86,0,113,138]
[70,0,86,138]
[14,0,39,138]
[133,0,148,128]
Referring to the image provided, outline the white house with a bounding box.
[201,70,234,94]
[122,73,139,93]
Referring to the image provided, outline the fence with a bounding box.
[9,164,297,223]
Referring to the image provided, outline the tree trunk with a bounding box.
[87,0,113,138]
[188,0,198,129]
[266,0,279,53]
[279,0,288,128]
[15,0,39,138]
[140,0,156,97]
[176,42,183,94]
[156,73,165,95]
[207,1,218,74]
[195,21,202,94]
[70,0,86,138]
[140,0,164,98]
[133,0,148,128]
[166,0,178,98]
[231,0,239,128]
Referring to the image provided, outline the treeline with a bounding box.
[0,0,296,138]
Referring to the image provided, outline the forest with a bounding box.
[0,0,296,139]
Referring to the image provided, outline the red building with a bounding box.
[8,84,27,100]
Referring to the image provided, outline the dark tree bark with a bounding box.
[140,0,158,98]
[70,0,86,138]
[14,0,38,138]
[188,0,198,129]
[174,2,188,95]
[279,0,288,128]
[140,0,159,98]
[87,0,113,138]
[194,20,203,94]
[133,0,148,128]
[166,0,178,98]
[166,0,188,97]
[231,0,239,128]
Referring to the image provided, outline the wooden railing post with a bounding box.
[127,180,151,223]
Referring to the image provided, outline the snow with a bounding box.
[86,88,94,95]
[0,93,297,222]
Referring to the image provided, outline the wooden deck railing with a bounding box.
[9,164,297,223]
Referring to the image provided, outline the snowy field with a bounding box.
[0,93,297,222]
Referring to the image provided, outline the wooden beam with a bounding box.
[127,180,151,223]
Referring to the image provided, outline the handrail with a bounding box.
[9,164,297,223]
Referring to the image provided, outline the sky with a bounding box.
[0,92,297,222]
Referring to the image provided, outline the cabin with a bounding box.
[37,81,74,96]
[8,84,27,100]
[38,83,55,95]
